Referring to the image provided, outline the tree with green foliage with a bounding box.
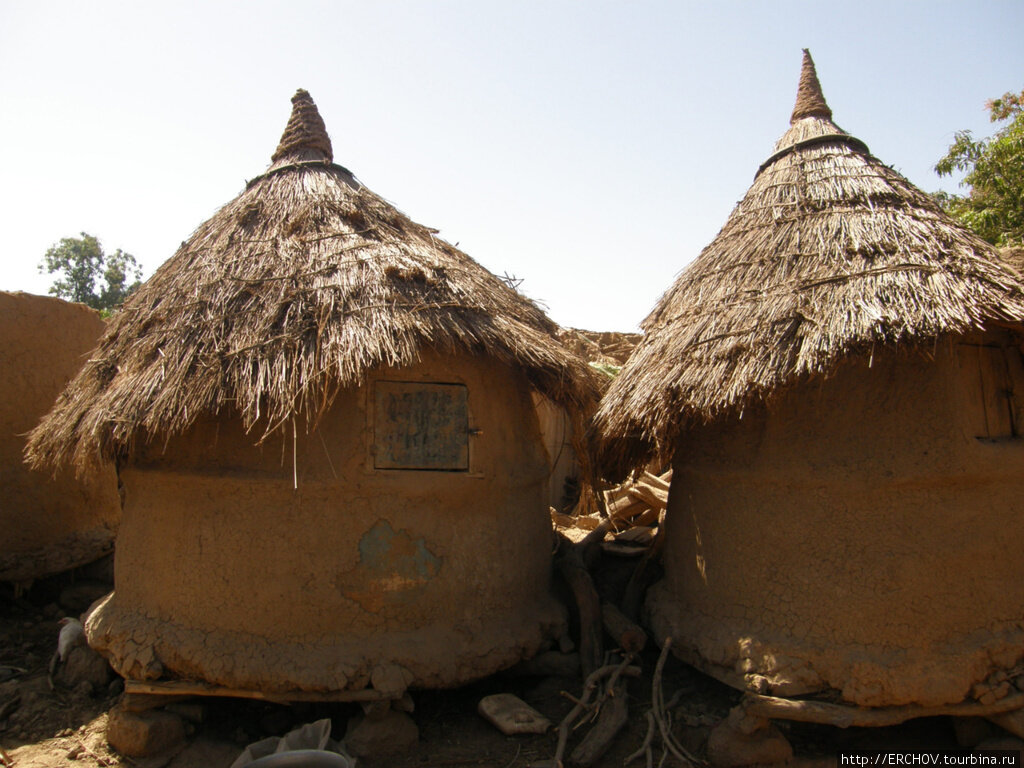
[935,89,1024,247]
[39,233,143,311]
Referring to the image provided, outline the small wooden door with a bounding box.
[373,382,470,470]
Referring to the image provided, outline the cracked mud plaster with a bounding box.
[0,292,121,581]
[649,337,1024,708]
[86,351,567,691]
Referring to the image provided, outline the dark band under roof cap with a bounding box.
[791,49,833,122]
[271,89,333,163]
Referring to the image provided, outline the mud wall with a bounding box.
[87,350,565,692]
[532,392,579,511]
[0,292,120,582]
[648,332,1024,708]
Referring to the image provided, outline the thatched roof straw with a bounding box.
[28,89,600,472]
[593,50,1024,479]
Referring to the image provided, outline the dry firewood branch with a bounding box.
[650,638,704,767]
[602,601,648,654]
[536,655,641,768]
[555,534,604,678]
[625,709,657,768]
[622,510,666,621]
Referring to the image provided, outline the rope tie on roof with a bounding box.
[755,133,870,179]
[246,160,357,189]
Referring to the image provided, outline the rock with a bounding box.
[953,716,995,747]
[106,703,186,757]
[976,735,1024,751]
[165,702,205,725]
[707,707,793,767]
[56,644,112,690]
[370,663,414,697]
[345,708,418,758]
[988,708,1024,740]
[360,698,392,722]
[59,581,111,613]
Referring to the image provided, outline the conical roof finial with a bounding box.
[272,89,333,163]
[790,49,832,123]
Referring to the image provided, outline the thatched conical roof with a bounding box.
[593,50,1024,479]
[28,90,599,471]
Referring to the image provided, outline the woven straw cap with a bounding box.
[790,49,832,122]
[271,89,333,163]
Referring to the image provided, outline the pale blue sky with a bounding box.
[1,0,1021,330]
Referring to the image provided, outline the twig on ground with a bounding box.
[542,656,642,768]
[559,691,587,709]
[569,675,630,767]
[651,638,704,766]
[74,737,115,767]
[501,741,522,768]
[625,709,656,767]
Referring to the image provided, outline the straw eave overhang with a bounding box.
[592,50,1024,480]
[27,90,601,473]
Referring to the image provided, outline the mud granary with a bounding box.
[1,291,120,584]
[594,51,1024,711]
[27,90,600,696]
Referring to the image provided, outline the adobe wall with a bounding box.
[648,332,1024,708]
[0,292,120,582]
[86,350,566,692]
[532,392,579,511]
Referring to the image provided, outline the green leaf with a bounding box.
[38,233,143,311]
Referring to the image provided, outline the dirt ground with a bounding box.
[0,563,1011,768]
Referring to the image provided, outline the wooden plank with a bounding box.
[552,512,602,531]
[630,508,661,528]
[641,471,670,493]
[604,494,627,516]
[743,689,1024,727]
[374,382,469,469]
[574,515,603,531]
[627,483,668,510]
[609,497,647,521]
[123,679,391,703]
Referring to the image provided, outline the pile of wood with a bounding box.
[540,468,681,767]
[556,328,642,367]
[552,469,671,555]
